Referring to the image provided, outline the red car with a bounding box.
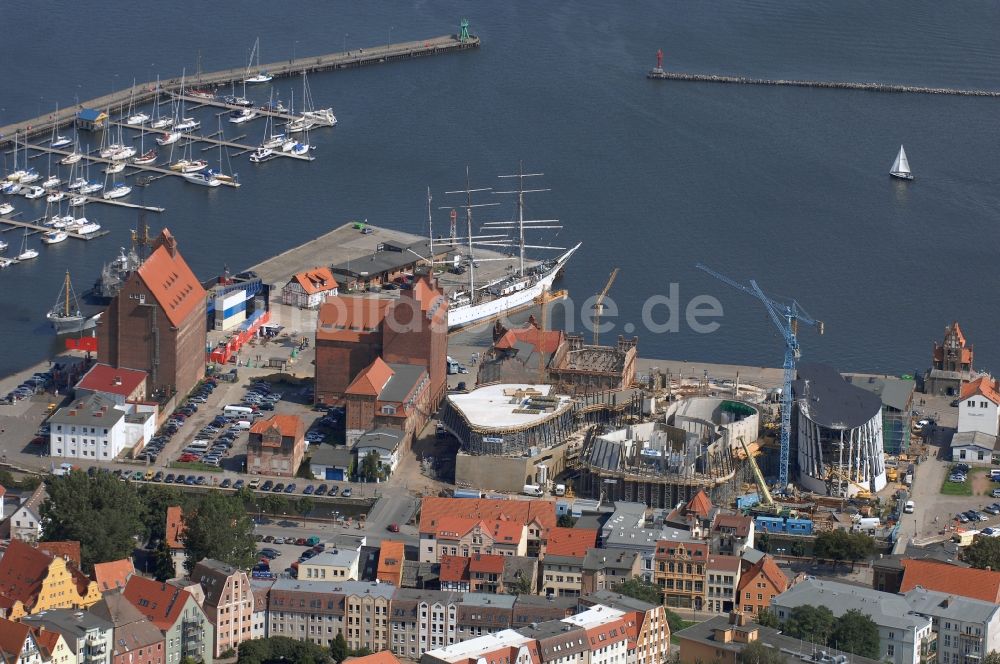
[387,523,400,533]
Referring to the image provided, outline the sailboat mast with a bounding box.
[517,160,525,277]
[465,166,475,294]
[63,271,71,317]
[427,187,434,266]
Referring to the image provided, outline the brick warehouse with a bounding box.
[96,229,207,399]
[315,269,448,409]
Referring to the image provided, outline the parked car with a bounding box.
[341,487,352,497]
[303,485,315,495]
[315,484,328,496]
[984,505,1000,515]
[234,479,245,490]
[284,483,296,494]
[387,523,400,533]
[273,483,285,493]
[261,480,274,492]
[957,513,970,523]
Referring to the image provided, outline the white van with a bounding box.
[235,420,252,430]
[522,484,543,497]
[904,500,915,514]
[224,405,253,417]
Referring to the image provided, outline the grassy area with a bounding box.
[940,479,973,496]
[169,461,224,473]
[670,621,697,644]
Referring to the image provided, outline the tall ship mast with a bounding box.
[47,271,100,334]
[440,164,581,330]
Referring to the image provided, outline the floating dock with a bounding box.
[646,68,1000,97]
[0,32,480,148]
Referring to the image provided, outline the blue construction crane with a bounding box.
[695,263,824,491]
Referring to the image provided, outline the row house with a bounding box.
[388,589,466,658]
[581,549,642,596]
[89,592,166,664]
[654,540,708,610]
[705,555,742,614]
[191,559,255,658]
[735,554,787,618]
[431,518,528,561]
[418,498,557,563]
[122,575,214,664]
[579,592,672,664]
[0,540,101,617]
[541,555,584,598]
[439,555,507,594]
[21,609,113,664]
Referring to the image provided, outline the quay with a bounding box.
[0,31,480,148]
[646,68,1000,97]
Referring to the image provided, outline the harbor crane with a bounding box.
[592,268,619,346]
[696,263,823,491]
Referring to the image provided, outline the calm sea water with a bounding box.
[2,1,1000,378]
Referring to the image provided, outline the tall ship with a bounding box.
[47,271,100,334]
[440,166,581,330]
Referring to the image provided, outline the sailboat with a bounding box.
[5,132,28,183]
[59,136,82,165]
[245,37,273,84]
[299,72,337,127]
[47,271,97,333]
[890,145,913,180]
[49,104,73,148]
[42,150,61,189]
[0,202,14,215]
[125,80,150,125]
[103,161,132,199]
[151,80,175,129]
[15,226,38,261]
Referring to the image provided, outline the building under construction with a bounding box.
[574,397,761,509]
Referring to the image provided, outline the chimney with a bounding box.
[113,376,122,386]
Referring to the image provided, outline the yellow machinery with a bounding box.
[593,268,619,346]
[738,437,775,510]
[827,466,872,500]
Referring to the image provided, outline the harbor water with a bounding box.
[1,0,1000,378]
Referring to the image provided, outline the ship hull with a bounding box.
[447,243,580,330]
[47,312,98,334]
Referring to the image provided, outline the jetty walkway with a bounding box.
[647,69,1000,97]
[0,33,480,148]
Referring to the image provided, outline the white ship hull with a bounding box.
[447,242,580,329]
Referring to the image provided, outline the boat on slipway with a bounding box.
[47,271,99,333]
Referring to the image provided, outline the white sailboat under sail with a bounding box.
[890,145,913,181]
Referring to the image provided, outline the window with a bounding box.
[887,645,895,657]
[968,400,975,407]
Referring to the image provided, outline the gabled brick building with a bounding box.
[96,229,207,399]
[344,357,432,449]
[247,415,305,477]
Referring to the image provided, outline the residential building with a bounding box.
[676,612,882,664]
[846,374,916,454]
[10,485,45,543]
[420,630,533,664]
[951,431,999,465]
[191,559,255,658]
[654,540,708,610]
[772,578,933,664]
[665,490,716,536]
[454,594,516,643]
[705,555,742,614]
[345,359,431,452]
[541,555,584,598]
[165,506,186,579]
[96,229,207,399]
[388,589,465,658]
[735,554,787,617]
[248,580,271,641]
[518,620,589,664]
[0,617,45,664]
[510,595,577,628]
[504,557,539,597]
[48,393,155,461]
[122,575,214,664]
[20,609,113,664]
[90,591,166,664]
[353,428,405,476]
[418,498,556,563]
[347,653,403,664]
[281,267,338,309]
[958,376,1000,441]
[430,518,528,562]
[315,271,448,408]
[581,549,642,595]
[74,364,147,407]
[560,605,630,664]
[709,514,755,556]
[266,579,343,648]
[925,322,976,396]
[0,539,100,617]
[31,629,72,664]
[578,592,672,664]
[543,527,597,559]
[92,559,135,593]
[467,554,507,594]
[899,559,1000,604]
[377,540,405,587]
[247,415,305,478]
[439,556,471,592]
[340,581,394,653]
[299,547,361,582]
[309,444,353,482]
[904,587,1000,664]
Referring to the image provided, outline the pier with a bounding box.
[0,32,480,148]
[646,68,1000,97]
[105,122,313,161]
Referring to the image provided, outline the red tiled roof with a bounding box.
[0,618,31,658]
[0,539,55,607]
[165,506,185,550]
[345,652,403,664]
[685,490,713,518]
[249,414,305,439]
[345,357,394,397]
[469,553,506,575]
[36,541,81,567]
[376,540,404,586]
[900,559,1000,603]
[737,554,787,595]
[707,555,742,573]
[93,558,135,592]
[960,376,1000,406]
[439,555,471,583]
[76,364,147,398]
[495,324,565,355]
[434,517,525,545]
[712,514,752,537]
[545,527,598,558]
[292,267,338,295]
[622,611,642,649]
[31,627,61,659]
[122,575,198,632]
[419,497,557,536]
[136,229,206,328]
[316,296,391,343]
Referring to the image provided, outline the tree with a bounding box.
[740,640,787,664]
[814,530,874,568]
[138,484,190,543]
[843,532,875,569]
[557,514,578,528]
[757,532,771,553]
[790,541,805,557]
[506,572,533,596]
[182,491,257,573]
[329,633,349,664]
[613,577,662,605]
[360,449,381,482]
[151,539,177,582]
[982,652,1000,664]
[783,605,835,645]
[829,609,880,659]
[756,609,781,629]
[296,497,314,517]
[238,637,330,664]
[40,471,144,572]
[963,536,1000,570]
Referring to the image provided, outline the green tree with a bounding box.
[40,471,144,572]
[756,609,781,629]
[784,605,835,645]
[296,497,315,517]
[182,491,257,573]
[557,513,578,528]
[790,541,806,557]
[613,577,663,605]
[506,572,533,596]
[237,637,330,664]
[757,532,771,553]
[814,530,867,567]
[138,484,189,543]
[829,609,880,659]
[740,640,787,664]
[963,536,1000,570]
[982,652,1000,664]
[360,449,381,482]
[329,633,349,663]
[152,539,177,582]
[844,532,875,569]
